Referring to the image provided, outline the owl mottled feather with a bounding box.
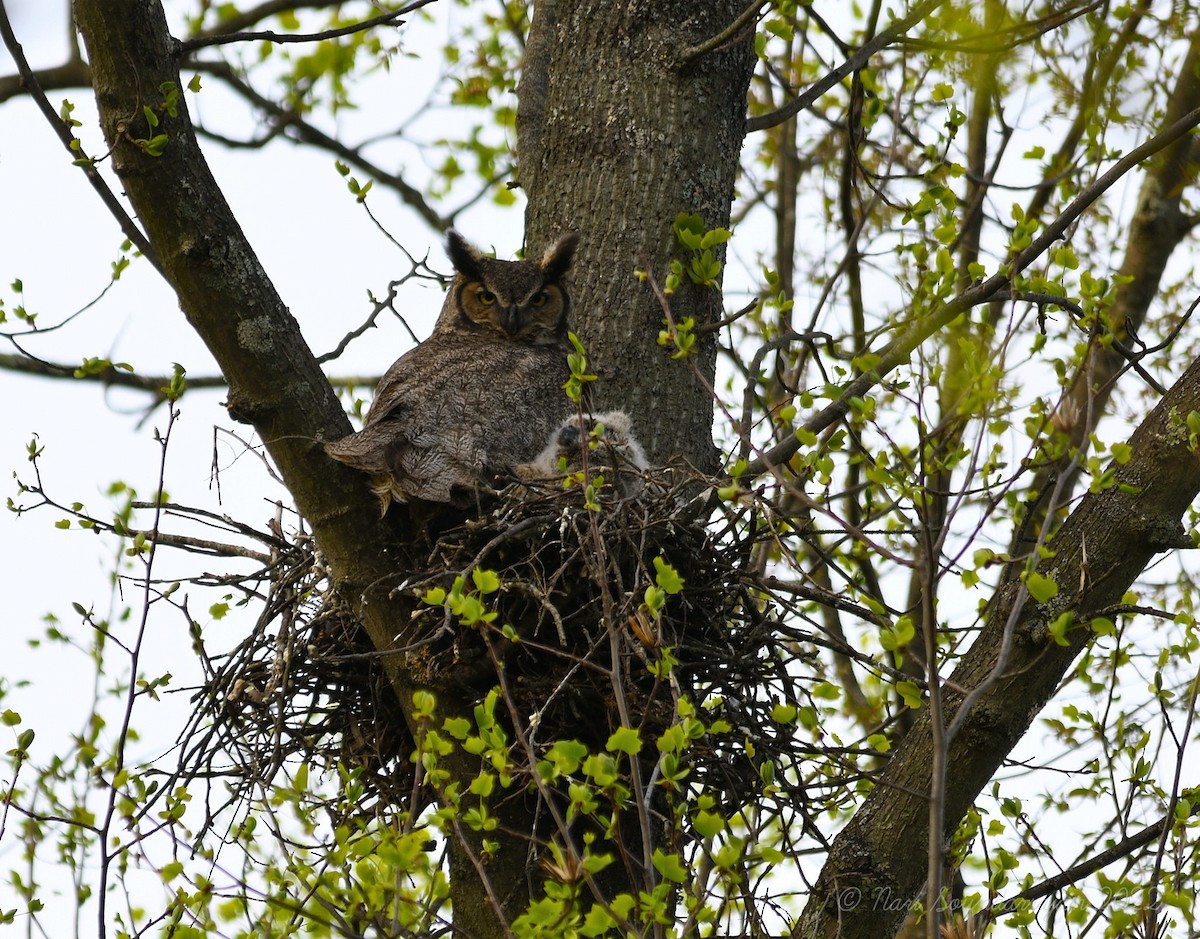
[326,231,579,511]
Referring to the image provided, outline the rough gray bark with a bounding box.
[520,1,756,473]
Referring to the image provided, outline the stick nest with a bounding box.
[194,472,829,818]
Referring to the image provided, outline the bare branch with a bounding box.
[0,1,161,272]
[987,799,1200,915]
[0,56,90,104]
[186,0,343,40]
[193,59,452,232]
[743,100,1200,479]
[0,352,380,397]
[0,352,223,392]
[177,2,429,54]
[745,0,946,133]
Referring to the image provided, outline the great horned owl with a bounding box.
[325,230,579,511]
[517,410,649,499]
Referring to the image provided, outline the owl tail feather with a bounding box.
[324,425,396,475]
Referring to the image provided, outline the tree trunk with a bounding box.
[520,0,756,472]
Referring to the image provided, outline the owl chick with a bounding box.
[517,410,649,500]
[325,230,579,512]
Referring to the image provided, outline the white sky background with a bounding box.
[2,0,1200,933]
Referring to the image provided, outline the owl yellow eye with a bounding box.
[476,288,497,305]
[530,290,549,308]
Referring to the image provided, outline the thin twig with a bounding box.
[679,0,768,63]
[746,0,947,133]
[0,0,162,271]
[177,1,433,54]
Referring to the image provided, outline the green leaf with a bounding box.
[693,809,724,839]
[764,16,794,40]
[544,739,587,776]
[897,681,924,710]
[644,584,666,614]
[1023,571,1059,604]
[142,134,170,156]
[163,363,187,402]
[653,556,684,594]
[443,717,471,740]
[423,586,447,605]
[1,710,20,726]
[770,703,797,724]
[699,227,731,249]
[472,568,500,595]
[880,616,915,654]
[606,726,642,755]
[1053,245,1079,269]
[582,753,618,786]
[672,212,705,250]
[652,848,688,883]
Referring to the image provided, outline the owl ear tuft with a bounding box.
[446,230,485,279]
[539,233,579,280]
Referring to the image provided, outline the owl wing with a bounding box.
[323,349,421,475]
[325,343,493,504]
[326,337,569,506]
[324,419,403,476]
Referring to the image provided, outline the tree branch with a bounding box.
[186,0,343,41]
[0,352,380,396]
[679,0,768,63]
[0,1,160,271]
[745,0,947,133]
[1002,29,1200,568]
[987,797,1200,916]
[193,59,452,232]
[0,57,90,104]
[177,2,425,54]
[0,352,224,391]
[796,338,1200,938]
[742,100,1200,480]
[69,0,410,643]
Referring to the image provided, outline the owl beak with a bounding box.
[500,306,521,336]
